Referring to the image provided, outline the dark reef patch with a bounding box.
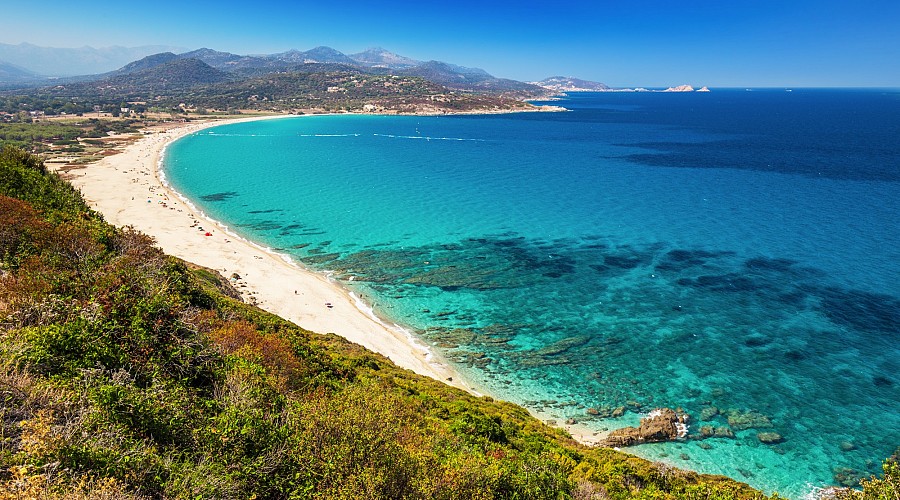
[814,286,900,336]
[278,223,306,236]
[744,335,773,348]
[784,350,808,362]
[236,220,283,231]
[247,208,285,214]
[617,138,900,183]
[603,254,643,269]
[199,191,239,202]
[745,257,798,273]
[656,248,736,272]
[677,273,760,293]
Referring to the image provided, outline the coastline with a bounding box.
[59,114,477,395]
[59,113,615,447]
[43,93,891,498]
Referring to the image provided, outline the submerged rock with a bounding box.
[833,467,863,487]
[757,432,784,444]
[839,441,856,452]
[601,408,689,447]
[700,406,720,421]
[715,426,735,439]
[726,409,773,430]
[700,425,735,439]
[533,335,592,356]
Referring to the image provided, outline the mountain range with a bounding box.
[0,44,615,116]
[1,44,567,97]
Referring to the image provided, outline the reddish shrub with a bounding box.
[0,196,50,262]
[210,321,305,389]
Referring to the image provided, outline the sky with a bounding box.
[2,0,899,87]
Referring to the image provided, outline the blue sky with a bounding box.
[3,0,898,87]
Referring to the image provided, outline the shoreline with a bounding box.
[60,112,616,447]
[60,114,478,395]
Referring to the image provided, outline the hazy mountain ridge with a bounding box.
[0,60,39,81]
[0,42,186,76]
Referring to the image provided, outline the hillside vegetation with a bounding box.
[0,144,861,498]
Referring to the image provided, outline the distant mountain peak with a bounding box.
[308,45,343,54]
[177,48,243,68]
[103,57,230,90]
[117,52,179,74]
[268,46,356,65]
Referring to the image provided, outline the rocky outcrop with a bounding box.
[601,408,689,447]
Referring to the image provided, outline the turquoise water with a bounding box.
[164,90,900,498]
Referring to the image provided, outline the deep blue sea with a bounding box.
[164,89,900,498]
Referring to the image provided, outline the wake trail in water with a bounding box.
[204,132,277,137]
[373,133,486,142]
[297,133,363,138]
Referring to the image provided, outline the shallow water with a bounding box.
[164,90,900,498]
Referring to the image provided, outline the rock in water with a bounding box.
[726,409,773,430]
[601,408,689,447]
[714,426,735,438]
[757,432,785,444]
[700,406,719,421]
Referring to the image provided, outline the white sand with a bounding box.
[62,116,475,394]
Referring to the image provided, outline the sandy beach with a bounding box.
[59,115,477,394]
[58,115,613,446]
